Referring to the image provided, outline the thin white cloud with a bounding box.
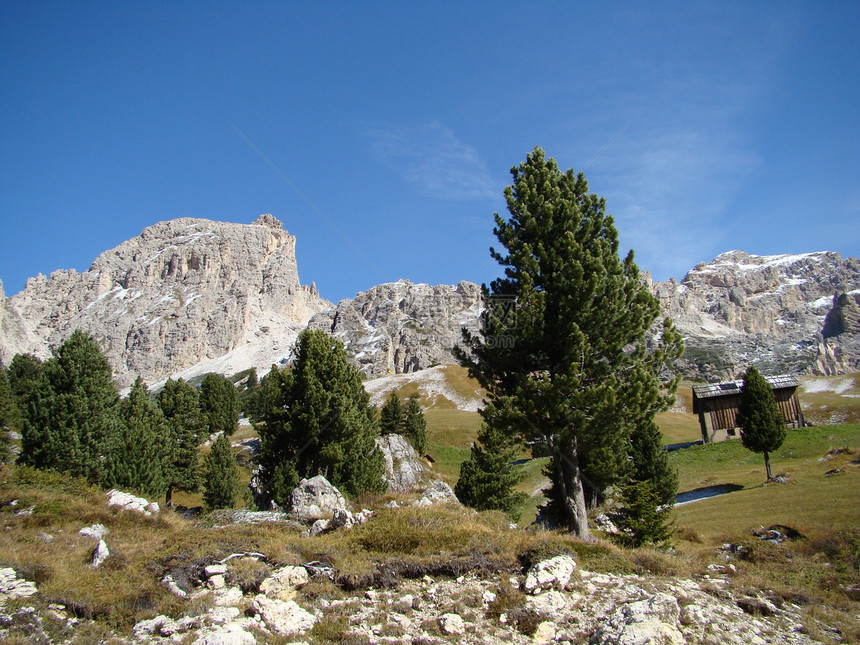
[365,122,497,201]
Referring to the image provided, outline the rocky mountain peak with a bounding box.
[653,251,860,379]
[0,216,330,386]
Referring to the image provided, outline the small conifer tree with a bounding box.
[613,480,674,548]
[737,366,786,480]
[379,391,404,435]
[157,378,205,505]
[258,330,385,502]
[203,433,240,510]
[403,397,427,454]
[0,367,16,461]
[455,421,527,521]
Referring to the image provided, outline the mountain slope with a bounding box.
[650,251,860,379]
[0,214,329,386]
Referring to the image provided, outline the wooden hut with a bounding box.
[691,375,804,443]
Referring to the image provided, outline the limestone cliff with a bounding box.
[308,280,482,378]
[649,251,860,379]
[0,215,330,386]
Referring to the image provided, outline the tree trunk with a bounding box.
[764,451,772,481]
[550,436,592,541]
[165,484,174,508]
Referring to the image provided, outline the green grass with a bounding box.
[671,424,860,539]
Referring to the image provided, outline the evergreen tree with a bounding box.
[737,366,786,481]
[202,433,240,510]
[200,373,240,437]
[379,391,404,435]
[403,397,427,454]
[629,419,677,506]
[258,329,385,501]
[8,353,43,408]
[613,480,674,548]
[240,368,262,419]
[9,353,46,466]
[19,331,120,482]
[455,419,527,521]
[157,378,205,505]
[104,377,170,498]
[257,365,298,507]
[0,367,16,461]
[457,148,683,538]
[612,419,677,546]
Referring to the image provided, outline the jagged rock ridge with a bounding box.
[648,250,860,379]
[308,279,482,378]
[0,214,330,386]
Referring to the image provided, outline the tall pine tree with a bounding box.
[258,329,385,502]
[157,378,205,505]
[200,373,240,437]
[104,377,171,498]
[19,331,120,482]
[737,366,786,481]
[458,148,682,538]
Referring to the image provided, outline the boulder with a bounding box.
[523,555,576,594]
[193,622,256,645]
[259,566,309,601]
[91,539,110,568]
[290,475,349,520]
[107,489,158,515]
[439,612,466,635]
[591,592,683,645]
[78,523,109,540]
[252,594,317,635]
[413,480,458,507]
[377,434,429,493]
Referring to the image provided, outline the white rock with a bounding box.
[377,433,429,493]
[679,603,709,626]
[591,592,683,645]
[526,590,567,615]
[212,586,244,607]
[208,574,226,590]
[205,564,228,577]
[208,606,241,624]
[439,612,466,635]
[253,594,317,635]
[532,621,556,644]
[524,554,577,594]
[78,523,109,540]
[0,567,38,602]
[91,539,110,568]
[194,622,256,645]
[259,565,309,601]
[107,489,158,515]
[162,574,188,598]
[290,475,349,520]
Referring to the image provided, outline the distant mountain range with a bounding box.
[1,216,858,387]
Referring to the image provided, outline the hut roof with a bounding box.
[692,374,800,401]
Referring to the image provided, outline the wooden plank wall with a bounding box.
[704,388,800,431]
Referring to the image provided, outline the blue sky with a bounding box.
[1,2,858,304]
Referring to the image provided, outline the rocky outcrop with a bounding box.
[308,279,482,378]
[649,251,860,379]
[0,215,329,386]
[289,475,349,520]
[377,433,430,493]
